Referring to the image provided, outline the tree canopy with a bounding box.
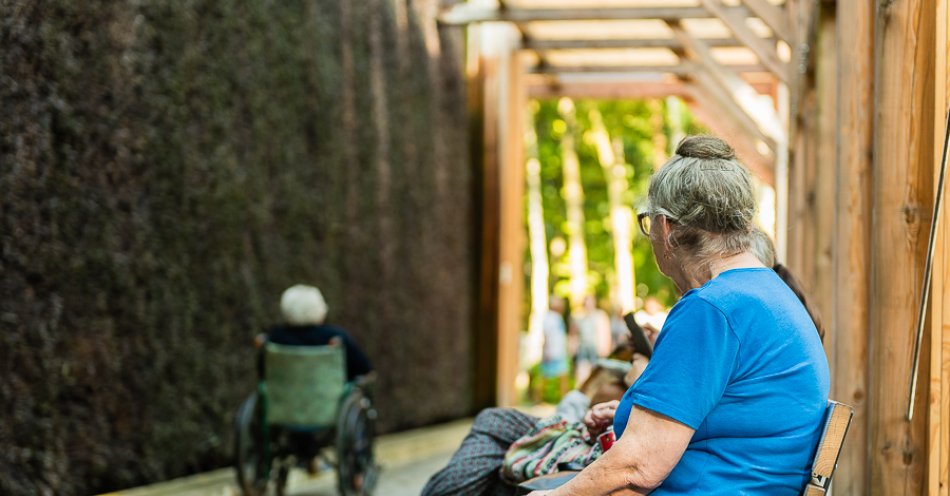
[528,98,708,312]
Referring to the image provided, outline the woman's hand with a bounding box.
[583,400,619,437]
[624,353,650,386]
[642,323,660,346]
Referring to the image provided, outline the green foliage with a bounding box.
[529,98,708,309]
[0,1,472,493]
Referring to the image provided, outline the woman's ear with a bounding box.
[655,215,675,252]
[654,214,669,237]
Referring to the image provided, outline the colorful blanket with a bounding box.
[500,415,603,483]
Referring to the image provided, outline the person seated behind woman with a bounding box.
[529,136,829,495]
[262,284,373,381]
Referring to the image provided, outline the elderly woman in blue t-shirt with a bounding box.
[531,135,830,495]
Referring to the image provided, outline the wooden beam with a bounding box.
[439,5,755,25]
[526,80,691,99]
[527,63,768,75]
[690,71,776,153]
[685,90,775,185]
[523,37,745,50]
[498,0,553,72]
[869,0,936,493]
[740,0,794,44]
[525,74,775,99]
[699,0,790,83]
[669,20,786,146]
[832,1,873,493]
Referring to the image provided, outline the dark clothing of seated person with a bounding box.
[267,323,372,381]
[260,284,373,382]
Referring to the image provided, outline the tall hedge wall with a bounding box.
[0,1,475,493]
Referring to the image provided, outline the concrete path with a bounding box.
[100,418,474,496]
[101,405,555,496]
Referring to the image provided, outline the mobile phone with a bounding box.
[623,312,653,359]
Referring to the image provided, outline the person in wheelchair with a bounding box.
[245,284,376,494]
[262,284,373,381]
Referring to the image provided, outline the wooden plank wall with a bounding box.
[812,7,837,361]
[869,0,935,493]
[832,1,873,493]
[796,1,950,494]
[930,2,950,493]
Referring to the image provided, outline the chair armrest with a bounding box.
[517,471,580,494]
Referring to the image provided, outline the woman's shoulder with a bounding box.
[671,269,788,323]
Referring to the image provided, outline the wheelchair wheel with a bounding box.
[336,389,378,495]
[234,392,271,496]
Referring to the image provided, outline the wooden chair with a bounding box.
[517,400,855,495]
[802,400,855,495]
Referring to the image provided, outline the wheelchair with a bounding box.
[233,341,377,496]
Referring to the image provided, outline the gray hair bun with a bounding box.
[675,135,737,160]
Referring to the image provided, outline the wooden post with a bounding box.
[832,0,874,493]
[811,5,836,366]
[475,51,502,410]
[786,76,815,275]
[495,38,527,407]
[929,2,950,493]
[784,1,835,370]
[869,0,936,493]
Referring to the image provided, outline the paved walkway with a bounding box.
[100,418,474,496]
[101,405,555,496]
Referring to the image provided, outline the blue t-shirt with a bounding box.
[613,268,829,495]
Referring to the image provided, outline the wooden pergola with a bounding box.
[446,1,950,494]
[442,0,791,186]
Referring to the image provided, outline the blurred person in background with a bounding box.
[609,301,630,348]
[537,295,570,399]
[633,296,667,336]
[572,295,612,385]
[263,284,373,381]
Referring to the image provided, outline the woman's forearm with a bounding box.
[549,446,659,496]
[547,406,695,496]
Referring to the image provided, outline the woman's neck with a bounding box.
[673,251,765,293]
[708,251,765,278]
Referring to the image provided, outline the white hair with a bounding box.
[280,284,328,325]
